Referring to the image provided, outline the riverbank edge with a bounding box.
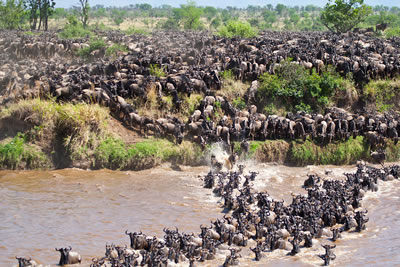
[1,99,399,171]
[1,119,400,171]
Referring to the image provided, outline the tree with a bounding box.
[275,4,286,16]
[39,0,56,31]
[263,10,277,24]
[25,0,55,31]
[321,0,372,33]
[180,0,203,30]
[79,0,90,28]
[25,0,39,30]
[111,9,126,26]
[0,0,25,30]
[203,6,217,22]
[210,16,221,30]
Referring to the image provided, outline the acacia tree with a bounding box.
[321,0,372,33]
[79,0,89,28]
[180,0,203,30]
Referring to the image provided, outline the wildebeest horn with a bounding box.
[139,231,142,235]
[69,246,72,251]
[55,248,59,251]
[163,227,167,233]
[125,230,130,235]
[175,227,178,233]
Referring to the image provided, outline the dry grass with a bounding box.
[218,78,249,103]
[48,17,161,32]
[254,140,290,164]
[0,98,111,163]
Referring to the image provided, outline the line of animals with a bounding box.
[0,31,397,165]
[16,160,400,266]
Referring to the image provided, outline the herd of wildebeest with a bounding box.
[1,30,400,160]
[15,160,400,266]
[4,29,400,266]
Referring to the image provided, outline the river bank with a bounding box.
[1,99,399,171]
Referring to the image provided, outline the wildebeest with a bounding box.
[55,247,81,265]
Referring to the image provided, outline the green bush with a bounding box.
[77,38,106,59]
[149,64,166,78]
[58,15,92,39]
[93,138,204,170]
[220,69,235,80]
[233,97,246,110]
[218,20,258,38]
[385,27,400,38]
[0,133,50,169]
[258,60,346,113]
[106,44,128,57]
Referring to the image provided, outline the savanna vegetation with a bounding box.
[0,0,399,36]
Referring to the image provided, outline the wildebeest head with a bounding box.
[16,256,32,267]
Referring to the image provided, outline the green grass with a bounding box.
[385,27,400,38]
[290,136,369,166]
[0,133,50,169]
[235,136,400,166]
[93,138,204,170]
[363,79,400,112]
[149,64,167,78]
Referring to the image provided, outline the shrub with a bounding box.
[149,64,166,78]
[106,44,128,58]
[218,20,258,38]
[257,60,347,113]
[233,97,246,110]
[385,27,400,38]
[77,38,106,59]
[220,69,235,80]
[58,15,92,39]
[0,133,50,169]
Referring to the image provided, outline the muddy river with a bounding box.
[1,160,400,266]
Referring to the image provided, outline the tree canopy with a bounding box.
[0,0,25,30]
[321,0,372,33]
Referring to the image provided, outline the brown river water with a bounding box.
[1,158,400,266]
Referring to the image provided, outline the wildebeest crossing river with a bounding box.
[1,162,400,266]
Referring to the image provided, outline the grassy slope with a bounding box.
[0,99,204,170]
